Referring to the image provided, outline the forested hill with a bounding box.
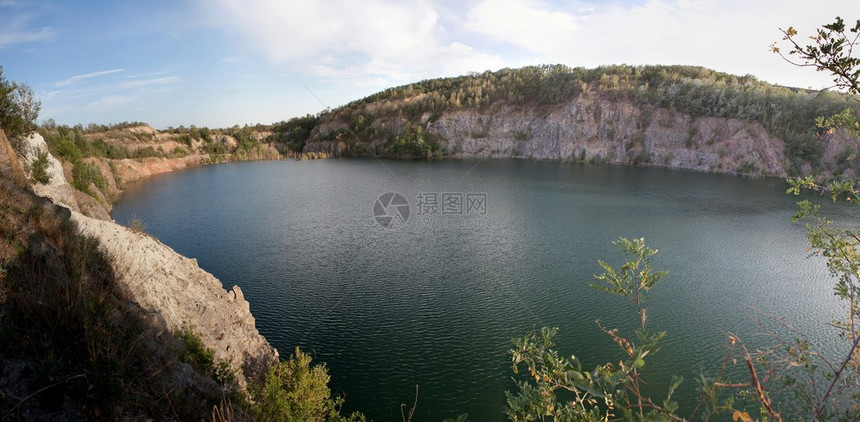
[271,64,860,178]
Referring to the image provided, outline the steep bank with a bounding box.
[70,211,277,385]
[297,65,859,178]
[10,129,279,382]
[1,128,279,417]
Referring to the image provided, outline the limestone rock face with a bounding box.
[426,99,790,177]
[306,95,860,177]
[70,211,278,386]
[21,133,81,210]
[12,130,279,388]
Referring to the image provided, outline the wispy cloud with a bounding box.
[41,74,183,124]
[117,76,180,89]
[55,68,126,87]
[0,16,55,47]
[46,75,181,101]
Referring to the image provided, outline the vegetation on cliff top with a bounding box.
[31,64,860,172]
[280,64,859,168]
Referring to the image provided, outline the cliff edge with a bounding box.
[19,129,278,383]
[70,210,278,385]
[299,65,859,178]
[1,128,278,418]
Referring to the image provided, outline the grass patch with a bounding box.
[128,215,147,234]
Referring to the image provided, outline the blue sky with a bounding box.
[1,0,856,129]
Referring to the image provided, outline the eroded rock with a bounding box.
[70,210,278,387]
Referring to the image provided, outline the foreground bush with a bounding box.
[252,347,365,422]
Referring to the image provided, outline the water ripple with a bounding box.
[112,160,850,421]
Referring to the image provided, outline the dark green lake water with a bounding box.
[111,159,850,420]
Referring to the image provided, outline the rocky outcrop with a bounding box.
[1,129,279,388]
[19,133,82,208]
[100,155,208,188]
[0,130,25,181]
[70,210,278,386]
[428,100,791,176]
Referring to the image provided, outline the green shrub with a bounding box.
[131,146,163,158]
[507,238,674,420]
[203,140,227,155]
[177,134,192,146]
[384,125,442,159]
[108,161,122,188]
[268,115,319,152]
[72,161,107,194]
[29,149,51,185]
[178,326,235,386]
[54,137,83,162]
[253,347,365,422]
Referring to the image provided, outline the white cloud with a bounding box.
[199,0,506,83]
[466,0,857,89]
[199,0,858,92]
[22,0,860,128]
[55,68,126,87]
[467,0,579,54]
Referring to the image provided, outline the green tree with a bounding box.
[0,67,40,154]
[773,16,860,419]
